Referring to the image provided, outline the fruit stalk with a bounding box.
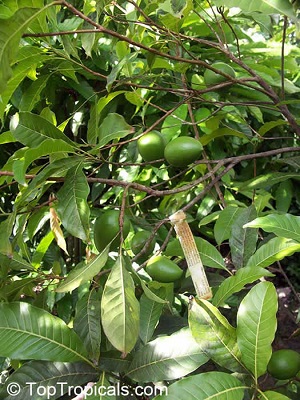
[169,210,212,299]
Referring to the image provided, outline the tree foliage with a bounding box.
[0,0,300,399]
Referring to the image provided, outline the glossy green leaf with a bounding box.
[0,7,44,92]
[165,237,227,270]
[200,127,248,146]
[13,138,75,185]
[139,293,164,343]
[0,214,14,257]
[56,248,109,293]
[74,289,102,361]
[0,361,98,400]
[259,391,291,400]
[19,75,50,112]
[214,206,244,245]
[57,164,90,241]
[237,282,278,381]
[0,302,89,362]
[244,213,300,242]
[229,206,258,268]
[98,113,133,147]
[152,371,246,400]
[275,180,293,212]
[246,237,300,268]
[213,0,296,20]
[238,172,300,191]
[101,256,140,354]
[10,112,76,147]
[213,267,274,307]
[126,327,209,382]
[188,298,244,372]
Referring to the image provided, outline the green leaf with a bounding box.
[56,249,109,293]
[98,113,133,147]
[0,302,89,362]
[126,327,209,382]
[0,6,46,92]
[161,104,188,142]
[213,0,296,21]
[212,267,274,307]
[19,74,50,112]
[229,206,258,268]
[238,172,300,191]
[74,290,102,361]
[57,164,90,241]
[200,128,248,146]
[152,371,246,400]
[244,213,300,242]
[246,237,300,268]
[214,206,244,245]
[259,391,291,400]
[237,281,278,381]
[13,138,75,185]
[275,180,293,213]
[0,214,15,257]
[31,231,54,268]
[101,256,140,354]
[188,298,244,372]
[0,361,98,400]
[10,112,76,147]
[165,237,227,270]
[139,293,164,343]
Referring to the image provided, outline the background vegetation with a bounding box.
[0,0,299,399]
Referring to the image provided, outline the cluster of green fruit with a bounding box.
[267,349,300,380]
[93,210,183,283]
[137,131,203,168]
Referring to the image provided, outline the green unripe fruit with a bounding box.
[131,230,156,257]
[137,131,165,164]
[164,136,203,167]
[94,210,130,253]
[204,62,236,87]
[267,349,300,380]
[146,255,183,283]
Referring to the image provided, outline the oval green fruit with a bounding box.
[131,230,155,257]
[204,62,236,87]
[164,136,203,167]
[137,131,165,164]
[146,255,183,283]
[94,210,130,252]
[267,349,300,380]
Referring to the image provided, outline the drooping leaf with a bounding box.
[56,248,109,293]
[259,391,291,400]
[19,74,50,112]
[229,206,258,268]
[236,281,278,381]
[188,298,244,372]
[152,371,246,400]
[0,360,98,400]
[98,113,133,147]
[244,213,300,242]
[74,290,102,361]
[213,0,297,21]
[212,267,274,307]
[0,214,15,257]
[165,237,227,270]
[12,138,75,185]
[10,112,76,147]
[275,180,293,213]
[126,327,209,382]
[214,206,244,245]
[245,237,300,268]
[57,164,90,241]
[238,172,300,191]
[0,302,89,363]
[0,6,45,92]
[139,293,164,344]
[101,256,140,354]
